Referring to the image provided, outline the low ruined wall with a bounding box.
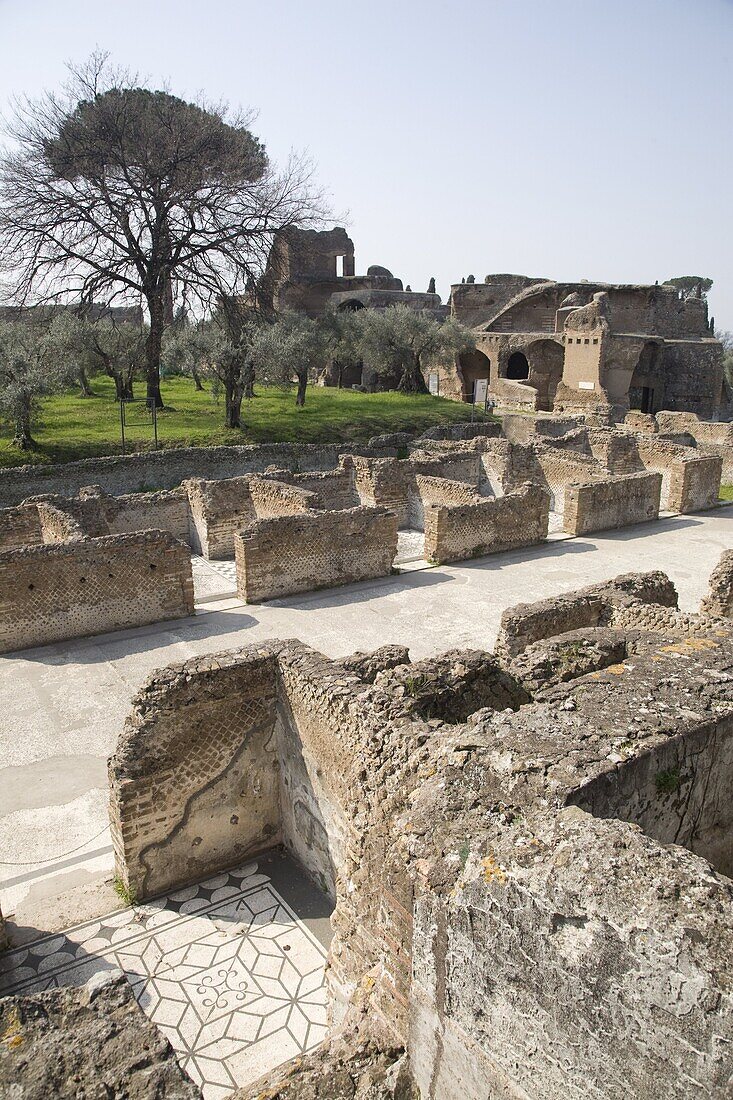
[410,475,479,531]
[185,475,319,560]
[0,501,43,551]
[0,531,194,654]
[666,454,721,512]
[283,467,355,511]
[235,507,398,602]
[347,456,412,527]
[103,487,190,543]
[495,571,678,659]
[36,500,85,543]
[410,810,733,1100]
[423,483,549,565]
[109,649,280,899]
[701,549,733,618]
[655,412,733,483]
[570,713,733,877]
[563,471,661,535]
[0,441,392,508]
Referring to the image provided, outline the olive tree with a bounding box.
[0,314,74,448]
[251,310,332,406]
[56,314,148,402]
[0,53,324,409]
[353,305,475,393]
[162,309,258,428]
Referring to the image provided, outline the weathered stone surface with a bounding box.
[0,973,201,1098]
[508,626,627,693]
[233,1023,416,1100]
[337,645,411,682]
[701,548,733,619]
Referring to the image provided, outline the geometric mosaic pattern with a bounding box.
[191,556,238,603]
[0,864,329,1099]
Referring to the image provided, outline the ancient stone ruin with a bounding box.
[5,562,732,1098]
[0,411,725,654]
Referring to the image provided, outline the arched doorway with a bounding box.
[458,348,491,403]
[525,340,564,410]
[506,351,530,380]
[628,342,664,414]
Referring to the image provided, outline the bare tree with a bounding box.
[0,53,324,408]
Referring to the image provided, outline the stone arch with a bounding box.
[506,351,530,380]
[525,339,565,411]
[458,348,492,402]
[628,341,665,414]
[337,299,365,312]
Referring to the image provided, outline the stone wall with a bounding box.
[103,571,733,1098]
[0,501,44,551]
[185,475,319,559]
[0,975,201,1099]
[0,531,194,654]
[701,549,733,619]
[109,648,280,899]
[0,441,392,508]
[570,712,733,877]
[423,482,549,565]
[563,471,661,535]
[235,507,399,602]
[494,571,678,659]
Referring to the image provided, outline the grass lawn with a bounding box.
[719,485,733,502]
[0,375,493,469]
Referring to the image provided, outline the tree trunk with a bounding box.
[145,292,165,409]
[225,383,243,429]
[296,372,308,407]
[78,367,94,397]
[12,396,35,449]
[397,354,428,395]
[243,362,255,400]
[109,370,134,402]
[191,365,204,392]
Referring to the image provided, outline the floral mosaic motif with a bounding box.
[0,863,329,1100]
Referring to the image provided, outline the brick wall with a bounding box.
[563,472,662,536]
[109,649,280,899]
[235,507,399,602]
[0,441,394,508]
[0,530,194,654]
[185,475,319,559]
[0,502,43,552]
[423,482,549,565]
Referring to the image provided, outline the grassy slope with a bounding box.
[719,485,733,501]
[0,376,491,468]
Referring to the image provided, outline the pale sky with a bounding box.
[1,0,732,326]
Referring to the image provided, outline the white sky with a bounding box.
[1,0,732,327]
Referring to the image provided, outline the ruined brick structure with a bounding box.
[437,275,724,420]
[97,563,733,1099]
[0,416,724,651]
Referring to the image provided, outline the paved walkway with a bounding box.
[1,508,732,932]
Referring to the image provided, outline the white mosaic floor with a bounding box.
[192,556,238,603]
[395,528,426,565]
[0,863,329,1099]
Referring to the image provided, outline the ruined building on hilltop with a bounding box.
[253,228,725,420]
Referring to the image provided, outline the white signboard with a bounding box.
[474,378,489,406]
[578,381,595,390]
[428,372,439,395]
